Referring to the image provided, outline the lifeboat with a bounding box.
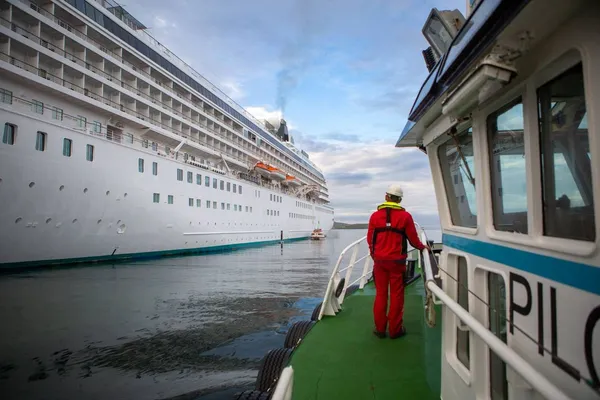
[267,165,286,181]
[310,228,326,240]
[254,162,273,179]
[284,174,302,187]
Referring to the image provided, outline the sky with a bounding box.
[121,0,467,226]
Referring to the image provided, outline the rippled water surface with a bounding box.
[0,230,367,400]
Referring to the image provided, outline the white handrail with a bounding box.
[414,225,573,400]
[270,366,294,400]
[318,235,372,320]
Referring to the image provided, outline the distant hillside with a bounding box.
[333,221,368,230]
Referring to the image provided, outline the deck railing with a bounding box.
[318,235,372,320]
[415,225,573,400]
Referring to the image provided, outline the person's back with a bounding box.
[367,184,428,339]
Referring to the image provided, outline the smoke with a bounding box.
[276,0,326,113]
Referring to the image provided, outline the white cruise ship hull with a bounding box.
[0,83,334,268]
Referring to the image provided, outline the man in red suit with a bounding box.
[367,184,429,339]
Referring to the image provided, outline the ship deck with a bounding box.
[289,278,441,399]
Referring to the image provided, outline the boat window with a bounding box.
[488,271,507,400]
[205,176,210,187]
[227,182,231,191]
[152,162,158,175]
[537,63,594,241]
[177,169,183,181]
[206,200,210,208]
[86,145,94,162]
[456,257,470,369]
[63,138,73,157]
[187,172,193,183]
[189,198,194,207]
[153,193,160,203]
[168,195,174,204]
[438,128,477,228]
[196,174,202,185]
[197,199,201,208]
[487,98,528,234]
[35,131,46,151]
[213,178,217,189]
[239,185,243,194]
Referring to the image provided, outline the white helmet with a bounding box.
[386,184,404,198]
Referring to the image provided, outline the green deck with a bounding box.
[289,278,441,399]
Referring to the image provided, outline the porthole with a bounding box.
[83,188,88,193]
[29,182,35,188]
[97,219,102,224]
[124,193,128,197]
[117,224,126,234]
[117,220,121,225]
[45,218,52,224]
[59,185,65,191]
[72,219,78,223]
[15,217,22,224]
[106,191,110,196]
[0,177,2,184]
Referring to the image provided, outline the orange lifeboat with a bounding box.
[254,162,273,178]
[284,174,301,187]
[267,165,286,181]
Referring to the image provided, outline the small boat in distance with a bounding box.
[310,229,325,240]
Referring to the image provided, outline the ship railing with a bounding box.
[17,0,326,186]
[415,225,573,400]
[318,235,372,320]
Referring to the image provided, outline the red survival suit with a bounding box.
[367,202,426,337]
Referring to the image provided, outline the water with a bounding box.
[0,229,366,400]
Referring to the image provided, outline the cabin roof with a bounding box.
[397,0,530,147]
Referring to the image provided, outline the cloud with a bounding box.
[220,81,246,101]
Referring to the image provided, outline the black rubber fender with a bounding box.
[255,348,293,392]
[233,390,271,400]
[335,278,346,297]
[284,320,315,349]
[310,302,322,321]
[345,283,360,296]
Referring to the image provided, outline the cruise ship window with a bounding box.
[35,131,46,151]
[245,206,248,212]
[152,162,158,175]
[153,193,160,203]
[86,145,94,162]
[234,205,238,211]
[488,271,507,399]
[233,184,237,193]
[92,121,101,133]
[2,123,15,145]
[189,198,194,207]
[227,182,231,191]
[177,169,183,181]
[152,142,158,151]
[52,107,63,121]
[205,176,210,187]
[187,171,193,183]
[77,115,86,129]
[227,203,231,210]
[487,97,528,234]
[221,202,225,210]
[538,63,594,241]
[250,207,253,213]
[239,185,243,194]
[197,174,202,185]
[220,180,224,190]
[0,88,12,104]
[456,257,470,369]
[32,100,43,114]
[213,201,217,209]
[213,178,217,189]
[63,138,73,157]
[438,128,477,228]
[197,199,201,208]
[168,195,174,204]
[239,205,242,212]
[138,158,144,172]
[206,200,210,208]
[142,139,149,148]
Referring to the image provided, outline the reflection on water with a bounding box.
[0,229,366,400]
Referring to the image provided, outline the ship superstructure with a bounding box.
[0,0,334,268]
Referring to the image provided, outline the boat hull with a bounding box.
[0,105,335,269]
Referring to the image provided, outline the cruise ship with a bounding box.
[0,0,334,268]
